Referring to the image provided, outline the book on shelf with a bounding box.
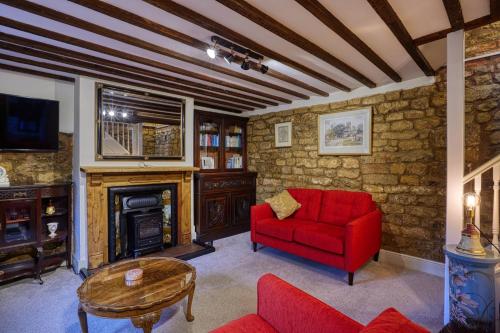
[226,154,243,169]
[225,135,241,148]
[201,156,215,169]
[200,133,219,147]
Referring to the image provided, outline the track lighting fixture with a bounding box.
[206,41,217,59]
[259,60,268,74]
[241,55,250,70]
[224,48,235,64]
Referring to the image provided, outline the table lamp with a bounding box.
[456,192,486,256]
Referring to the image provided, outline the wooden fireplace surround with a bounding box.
[80,166,199,269]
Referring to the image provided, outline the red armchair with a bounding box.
[251,188,382,285]
[211,274,430,333]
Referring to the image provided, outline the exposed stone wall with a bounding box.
[142,125,156,156]
[0,133,73,185]
[155,125,181,156]
[465,22,500,58]
[247,72,447,261]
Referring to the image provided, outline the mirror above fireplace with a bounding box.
[95,84,185,160]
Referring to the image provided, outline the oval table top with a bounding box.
[77,257,196,313]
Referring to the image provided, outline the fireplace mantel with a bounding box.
[80,165,199,269]
[80,166,199,174]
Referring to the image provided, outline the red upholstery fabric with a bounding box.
[254,233,345,269]
[251,203,275,242]
[257,274,364,333]
[293,223,344,254]
[319,190,374,226]
[255,218,313,242]
[345,209,382,272]
[287,188,323,221]
[210,314,278,333]
[360,308,430,333]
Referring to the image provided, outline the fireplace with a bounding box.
[107,184,177,263]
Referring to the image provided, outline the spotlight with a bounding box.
[206,41,217,59]
[122,112,128,118]
[224,49,235,64]
[259,64,268,74]
[241,55,250,70]
[108,110,115,117]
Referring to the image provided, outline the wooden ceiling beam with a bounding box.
[442,0,464,31]
[69,0,328,97]
[0,62,75,82]
[367,0,435,76]
[0,53,248,112]
[413,15,496,45]
[295,0,401,82]
[216,0,376,87]
[0,17,291,104]
[0,41,267,109]
[144,0,351,91]
[0,0,308,100]
[0,33,278,107]
[491,0,500,20]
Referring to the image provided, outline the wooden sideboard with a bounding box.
[0,183,72,284]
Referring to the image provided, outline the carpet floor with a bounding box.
[0,232,444,333]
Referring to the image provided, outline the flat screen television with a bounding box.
[0,93,59,151]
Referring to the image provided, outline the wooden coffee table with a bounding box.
[77,257,196,333]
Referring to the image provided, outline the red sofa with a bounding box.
[251,188,382,285]
[211,274,430,333]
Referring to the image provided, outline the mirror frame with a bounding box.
[95,83,186,161]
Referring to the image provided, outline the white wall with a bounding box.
[0,69,74,133]
[72,76,195,271]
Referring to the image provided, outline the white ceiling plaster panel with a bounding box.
[418,39,447,70]
[388,0,450,38]
[460,0,490,22]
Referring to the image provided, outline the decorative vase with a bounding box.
[47,222,58,238]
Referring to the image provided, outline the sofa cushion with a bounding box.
[209,314,278,333]
[255,218,313,241]
[360,308,430,333]
[288,188,323,221]
[294,223,345,254]
[264,190,301,220]
[319,190,374,226]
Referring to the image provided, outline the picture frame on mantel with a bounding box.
[275,122,292,148]
[318,108,372,155]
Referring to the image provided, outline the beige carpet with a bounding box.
[0,232,444,332]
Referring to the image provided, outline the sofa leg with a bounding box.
[253,242,257,252]
[348,272,354,286]
[373,251,380,262]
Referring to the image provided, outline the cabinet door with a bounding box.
[196,113,223,172]
[223,119,246,171]
[0,199,37,246]
[201,194,229,233]
[231,192,253,226]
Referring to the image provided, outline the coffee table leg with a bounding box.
[78,303,88,333]
[185,283,195,322]
[131,311,161,333]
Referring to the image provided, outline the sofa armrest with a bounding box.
[257,273,364,333]
[251,203,274,241]
[344,209,382,273]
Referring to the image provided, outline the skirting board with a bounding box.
[379,249,445,278]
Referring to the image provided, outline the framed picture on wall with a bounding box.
[318,108,372,155]
[275,122,292,147]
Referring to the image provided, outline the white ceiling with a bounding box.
[0,0,493,112]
